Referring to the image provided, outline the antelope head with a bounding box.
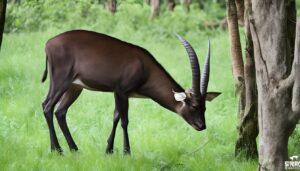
[174,35,221,131]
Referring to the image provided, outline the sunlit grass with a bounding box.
[0,27,261,171]
[1,1,300,170]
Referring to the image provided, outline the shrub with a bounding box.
[5,0,226,33]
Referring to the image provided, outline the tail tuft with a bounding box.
[41,56,48,83]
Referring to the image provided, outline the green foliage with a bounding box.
[6,0,103,32]
[5,0,226,33]
[290,124,300,156]
[297,0,300,16]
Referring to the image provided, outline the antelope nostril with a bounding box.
[201,125,206,130]
[195,120,206,130]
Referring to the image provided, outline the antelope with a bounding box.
[41,30,221,154]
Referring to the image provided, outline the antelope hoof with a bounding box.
[70,147,78,152]
[105,148,114,154]
[123,149,131,155]
[51,147,64,155]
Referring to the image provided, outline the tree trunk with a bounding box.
[150,0,160,19]
[227,0,244,92]
[234,0,258,159]
[250,0,300,170]
[183,0,191,13]
[107,0,117,15]
[197,0,204,9]
[226,0,245,126]
[287,0,296,70]
[144,0,150,5]
[227,0,259,159]
[167,0,176,11]
[235,0,244,25]
[0,0,6,50]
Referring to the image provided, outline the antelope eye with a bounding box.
[191,104,197,110]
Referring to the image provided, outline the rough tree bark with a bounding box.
[235,0,244,25]
[107,0,117,15]
[150,0,160,19]
[227,0,259,159]
[287,0,296,69]
[226,0,245,132]
[167,0,176,11]
[250,0,300,170]
[234,0,258,159]
[0,0,6,50]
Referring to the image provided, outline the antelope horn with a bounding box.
[176,34,201,97]
[200,40,210,96]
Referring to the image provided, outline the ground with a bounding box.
[0,28,297,170]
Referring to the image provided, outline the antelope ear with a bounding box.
[205,92,221,101]
[173,92,187,102]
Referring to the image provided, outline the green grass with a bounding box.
[0,28,259,171]
[2,2,300,170]
[1,3,299,169]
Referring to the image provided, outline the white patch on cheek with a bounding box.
[174,92,187,101]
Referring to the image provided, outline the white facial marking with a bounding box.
[174,92,187,102]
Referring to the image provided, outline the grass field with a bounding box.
[0,8,299,170]
[0,29,253,171]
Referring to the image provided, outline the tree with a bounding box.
[150,0,160,19]
[167,0,176,11]
[183,0,191,13]
[144,0,150,5]
[235,0,244,24]
[0,0,6,50]
[107,0,117,15]
[234,0,258,159]
[250,0,299,170]
[227,0,258,159]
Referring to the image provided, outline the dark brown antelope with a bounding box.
[41,30,221,154]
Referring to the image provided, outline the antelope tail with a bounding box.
[41,56,48,83]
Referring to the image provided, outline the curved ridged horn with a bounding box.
[200,40,210,96]
[176,34,201,97]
